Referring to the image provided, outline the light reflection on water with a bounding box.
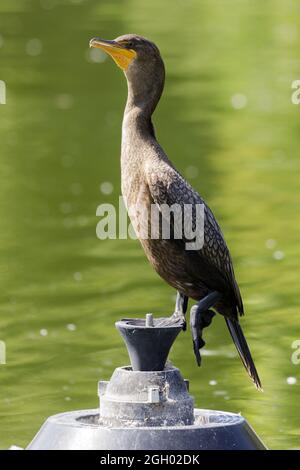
[0,0,299,449]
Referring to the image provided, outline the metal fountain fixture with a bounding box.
[27,313,266,450]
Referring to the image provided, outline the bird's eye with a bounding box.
[118,40,134,49]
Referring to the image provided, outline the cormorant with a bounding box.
[90,34,262,390]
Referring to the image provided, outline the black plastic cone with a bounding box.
[116,317,182,371]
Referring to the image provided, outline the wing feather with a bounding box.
[146,162,243,315]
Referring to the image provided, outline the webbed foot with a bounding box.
[190,291,222,365]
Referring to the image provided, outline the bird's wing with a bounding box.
[203,203,244,315]
[145,162,244,315]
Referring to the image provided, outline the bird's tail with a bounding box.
[225,318,262,391]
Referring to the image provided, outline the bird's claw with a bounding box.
[170,311,186,330]
[156,312,186,330]
[190,305,215,366]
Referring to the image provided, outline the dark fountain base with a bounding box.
[27,314,266,450]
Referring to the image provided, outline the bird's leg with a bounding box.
[190,291,222,366]
[156,291,188,329]
[170,291,188,330]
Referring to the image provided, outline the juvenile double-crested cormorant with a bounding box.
[90,34,262,390]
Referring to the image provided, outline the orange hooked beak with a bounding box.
[89,38,137,70]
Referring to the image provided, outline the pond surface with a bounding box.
[0,0,299,450]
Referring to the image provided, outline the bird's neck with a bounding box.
[123,78,163,139]
[120,84,160,204]
[122,106,155,141]
[120,77,167,206]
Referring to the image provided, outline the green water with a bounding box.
[0,0,299,450]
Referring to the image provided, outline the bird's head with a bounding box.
[89,34,165,109]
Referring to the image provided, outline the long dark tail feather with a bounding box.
[225,318,262,391]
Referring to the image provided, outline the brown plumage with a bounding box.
[90,34,262,390]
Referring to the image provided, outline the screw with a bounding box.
[184,379,190,392]
[98,380,108,397]
[148,386,160,403]
[146,313,154,327]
